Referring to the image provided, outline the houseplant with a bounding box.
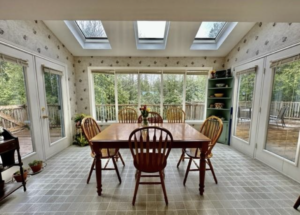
[139,105,151,126]
[13,168,28,182]
[28,160,43,173]
[74,113,87,126]
[73,113,89,146]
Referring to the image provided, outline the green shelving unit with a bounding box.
[206,77,234,145]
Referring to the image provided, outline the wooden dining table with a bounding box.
[91,123,211,196]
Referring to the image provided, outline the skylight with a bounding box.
[195,22,226,40]
[75,20,107,39]
[137,21,167,40]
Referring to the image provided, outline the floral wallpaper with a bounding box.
[74,56,225,114]
[0,20,77,118]
[225,22,300,68]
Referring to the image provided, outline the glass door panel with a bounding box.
[43,71,65,144]
[0,61,34,157]
[140,73,161,114]
[265,60,300,162]
[234,72,256,142]
[117,73,138,110]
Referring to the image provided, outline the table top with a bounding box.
[91,123,210,145]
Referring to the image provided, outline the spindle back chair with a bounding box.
[166,107,185,123]
[137,111,163,124]
[118,107,138,123]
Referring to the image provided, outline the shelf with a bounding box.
[0,183,24,202]
[209,77,233,81]
[207,108,231,111]
[207,97,231,100]
[208,87,232,89]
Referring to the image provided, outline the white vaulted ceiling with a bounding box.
[44,21,255,57]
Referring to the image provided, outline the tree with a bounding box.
[209,22,225,38]
[76,21,106,38]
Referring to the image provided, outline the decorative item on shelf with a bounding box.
[216,83,225,87]
[216,70,226,78]
[210,104,215,108]
[214,93,224,97]
[0,126,4,141]
[13,169,28,183]
[210,70,216,79]
[28,160,45,174]
[210,95,215,97]
[220,117,225,121]
[215,103,224,109]
[226,69,232,77]
[73,113,89,147]
[139,105,150,126]
[226,84,229,87]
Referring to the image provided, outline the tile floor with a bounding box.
[0,144,300,215]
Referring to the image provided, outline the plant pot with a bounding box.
[29,163,42,173]
[13,170,28,182]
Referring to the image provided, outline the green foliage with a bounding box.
[238,73,255,102]
[74,113,88,123]
[73,133,89,147]
[28,160,42,167]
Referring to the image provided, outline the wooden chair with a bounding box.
[81,117,124,184]
[269,106,288,128]
[128,126,173,205]
[118,107,138,123]
[177,116,223,185]
[138,111,163,124]
[294,196,300,209]
[166,107,185,123]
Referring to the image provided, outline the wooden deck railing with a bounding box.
[0,104,61,132]
[95,103,206,121]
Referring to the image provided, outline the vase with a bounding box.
[142,117,148,126]
[0,135,4,141]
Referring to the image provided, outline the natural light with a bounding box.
[195,22,226,39]
[137,21,167,39]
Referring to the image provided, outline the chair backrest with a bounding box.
[278,106,288,119]
[166,107,185,123]
[138,112,163,124]
[81,117,101,154]
[118,107,138,123]
[128,126,173,171]
[200,116,223,155]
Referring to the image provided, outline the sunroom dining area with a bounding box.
[1,1,300,214]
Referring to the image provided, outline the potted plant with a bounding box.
[74,113,87,127]
[13,169,28,182]
[28,160,43,173]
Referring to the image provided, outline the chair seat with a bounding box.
[184,148,213,159]
[91,148,118,159]
[134,152,167,173]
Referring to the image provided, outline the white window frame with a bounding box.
[133,21,170,50]
[191,22,238,50]
[88,67,211,125]
[64,21,111,50]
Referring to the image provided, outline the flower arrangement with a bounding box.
[74,113,88,126]
[210,70,216,79]
[140,105,150,118]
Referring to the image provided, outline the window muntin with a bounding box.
[185,74,208,120]
[137,21,167,40]
[92,71,207,122]
[265,60,300,162]
[195,22,226,40]
[76,20,107,39]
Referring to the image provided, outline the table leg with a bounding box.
[199,142,208,195]
[95,154,102,196]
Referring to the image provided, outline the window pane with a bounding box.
[93,73,116,122]
[76,20,107,38]
[140,74,161,114]
[266,61,300,162]
[43,72,65,144]
[163,74,184,119]
[117,73,138,111]
[234,73,256,142]
[185,74,207,120]
[0,61,34,157]
[196,22,226,39]
[137,21,166,39]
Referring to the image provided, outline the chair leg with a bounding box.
[177,149,185,168]
[87,158,95,184]
[132,171,141,206]
[183,158,193,186]
[159,170,168,205]
[207,158,218,184]
[294,196,300,209]
[118,152,125,166]
[112,157,122,184]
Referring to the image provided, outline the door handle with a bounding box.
[42,115,48,119]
